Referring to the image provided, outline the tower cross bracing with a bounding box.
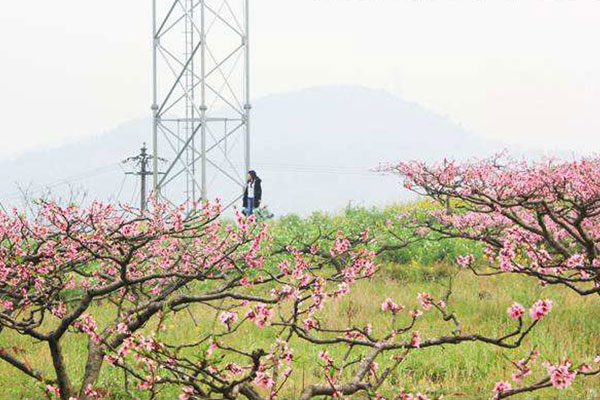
[151,0,250,207]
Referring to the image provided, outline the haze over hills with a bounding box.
[0,86,502,215]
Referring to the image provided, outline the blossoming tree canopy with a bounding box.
[390,154,600,295]
[0,199,549,400]
[387,154,600,397]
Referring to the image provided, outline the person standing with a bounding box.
[242,170,262,215]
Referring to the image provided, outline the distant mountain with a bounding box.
[0,86,501,215]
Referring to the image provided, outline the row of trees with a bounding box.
[0,154,598,399]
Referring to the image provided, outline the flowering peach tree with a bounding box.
[388,154,600,398]
[0,198,546,400]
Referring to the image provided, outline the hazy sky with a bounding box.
[1,0,599,159]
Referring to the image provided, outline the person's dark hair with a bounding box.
[248,170,258,181]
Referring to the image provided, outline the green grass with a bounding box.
[270,202,485,267]
[1,266,598,400]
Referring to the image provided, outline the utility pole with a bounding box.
[123,144,158,213]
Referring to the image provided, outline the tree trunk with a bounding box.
[79,340,105,400]
[49,339,73,400]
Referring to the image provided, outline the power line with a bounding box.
[0,163,122,202]
[228,160,385,176]
[111,173,128,203]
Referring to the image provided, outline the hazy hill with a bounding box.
[0,86,499,215]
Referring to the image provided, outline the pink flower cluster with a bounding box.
[330,233,351,257]
[529,299,552,320]
[179,386,195,400]
[410,331,421,348]
[73,314,101,344]
[318,350,334,365]
[219,311,238,328]
[506,302,525,319]
[381,390,430,400]
[493,380,512,397]
[417,292,433,311]
[507,300,552,321]
[271,285,299,302]
[245,304,273,328]
[456,254,475,269]
[545,360,577,389]
[303,317,319,331]
[381,297,403,314]
[45,385,60,397]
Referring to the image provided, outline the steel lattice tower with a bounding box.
[151,0,250,207]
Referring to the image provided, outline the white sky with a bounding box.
[1,0,599,159]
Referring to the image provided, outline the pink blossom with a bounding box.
[410,331,421,348]
[566,253,585,268]
[226,363,245,375]
[272,285,299,301]
[318,350,334,365]
[546,361,577,389]
[456,254,475,268]
[219,311,238,328]
[529,299,553,320]
[104,354,119,365]
[84,384,101,398]
[239,276,252,286]
[381,297,403,314]
[1,300,14,310]
[507,302,525,319]
[45,385,60,396]
[511,358,532,382]
[245,304,273,328]
[116,322,130,334]
[254,371,275,388]
[74,314,101,344]
[393,388,413,400]
[330,234,351,257]
[578,364,593,373]
[360,229,370,242]
[137,376,158,390]
[332,282,350,298]
[511,368,531,382]
[179,386,195,400]
[206,341,218,356]
[50,302,66,318]
[493,381,512,396]
[417,292,433,310]
[303,317,318,331]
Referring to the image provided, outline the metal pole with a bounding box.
[200,0,207,201]
[141,146,147,212]
[152,0,159,194]
[189,1,196,204]
[244,0,251,177]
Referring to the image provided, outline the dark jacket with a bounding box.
[242,178,262,208]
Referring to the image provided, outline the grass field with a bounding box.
[0,206,599,399]
[1,264,598,399]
